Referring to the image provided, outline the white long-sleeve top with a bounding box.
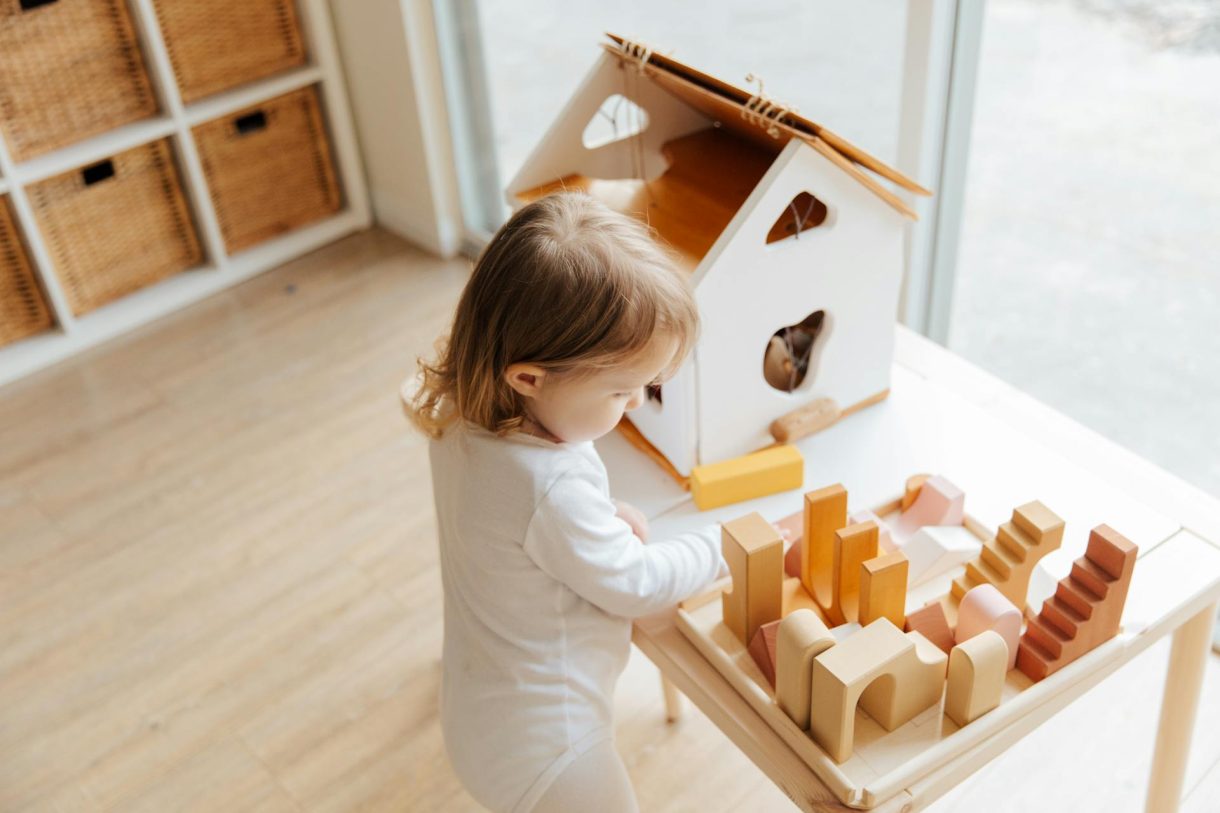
[429,421,723,812]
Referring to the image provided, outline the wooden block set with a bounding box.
[701,475,1139,764]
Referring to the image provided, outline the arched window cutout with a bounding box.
[762,309,831,392]
[766,192,828,244]
[582,94,649,150]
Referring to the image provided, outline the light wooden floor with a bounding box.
[2,228,1217,812]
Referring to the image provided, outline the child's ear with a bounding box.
[504,363,547,398]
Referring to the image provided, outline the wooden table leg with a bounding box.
[661,672,684,722]
[1146,600,1218,812]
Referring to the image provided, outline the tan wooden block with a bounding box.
[775,609,835,729]
[859,551,908,628]
[1013,500,1066,547]
[949,501,1065,614]
[905,602,955,654]
[801,483,847,609]
[902,473,930,511]
[809,619,948,763]
[945,630,1007,726]
[822,521,880,626]
[721,512,784,645]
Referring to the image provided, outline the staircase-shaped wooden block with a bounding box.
[1016,524,1137,682]
[948,501,1064,613]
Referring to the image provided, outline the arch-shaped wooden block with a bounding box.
[775,609,835,729]
[945,630,1007,726]
[809,619,948,763]
[956,584,1022,671]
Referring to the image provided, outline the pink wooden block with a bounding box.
[850,508,896,553]
[898,475,965,535]
[956,584,1021,670]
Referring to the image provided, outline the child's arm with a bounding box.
[523,466,723,619]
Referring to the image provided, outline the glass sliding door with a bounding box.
[947,0,1220,496]
[439,0,911,233]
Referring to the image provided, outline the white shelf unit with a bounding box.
[0,0,370,388]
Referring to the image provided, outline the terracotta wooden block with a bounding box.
[1017,524,1138,682]
[859,551,908,628]
[801,483,848,608]
[781,576,823,619]
[748,619,782,688]
[850,508,896,553]
[775,609,835,729]
[784,539,802,578]
[690,444,804,510]
[898,474,965,533]
[955,584,1021,670]
[905,602,955,654]
[901,473,930,511]
[721,513,784,645]
[809,619,948,763]
[822,521,880,626]
[949,500,1065,614]
[945,630,1007,726]
[903,525,982,587]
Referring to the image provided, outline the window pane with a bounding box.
[476,1,908,197]
[948,0,1220,495]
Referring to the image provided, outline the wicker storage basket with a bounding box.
[0,195,53,346]
[26,139,202,316]
[0,0,157,161]
[153,0,307,103]
[193,86,341,253]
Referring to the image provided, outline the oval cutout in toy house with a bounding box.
[581,94,649,150]
[766,191,828,244]
[763,309,830,392]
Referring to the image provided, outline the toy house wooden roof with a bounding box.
[511,34,932,275]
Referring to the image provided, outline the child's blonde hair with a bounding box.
[408,192,699,438]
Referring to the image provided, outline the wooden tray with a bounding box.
[674,497,1139,809]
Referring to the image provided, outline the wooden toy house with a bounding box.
[508,36,931,476]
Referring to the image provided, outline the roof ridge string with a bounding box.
[742,73,797,140]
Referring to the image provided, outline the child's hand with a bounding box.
[613,499,649,542]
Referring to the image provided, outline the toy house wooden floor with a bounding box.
[1,228,1218,812]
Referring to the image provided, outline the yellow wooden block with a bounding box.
[690,445,804,510]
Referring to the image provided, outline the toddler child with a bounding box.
[408,192,725,812]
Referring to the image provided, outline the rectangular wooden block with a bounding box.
[859,551,909,628]
[721,512,784,644]
[801,483,848,609]
[691,444,804,510]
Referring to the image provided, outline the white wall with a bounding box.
[329,0,463,257]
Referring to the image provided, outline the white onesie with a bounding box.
[428,421,723,812]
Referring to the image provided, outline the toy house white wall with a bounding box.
[690,139,906,466]
[505,48,909,477]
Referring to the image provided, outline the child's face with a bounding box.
[507,333,679,444]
